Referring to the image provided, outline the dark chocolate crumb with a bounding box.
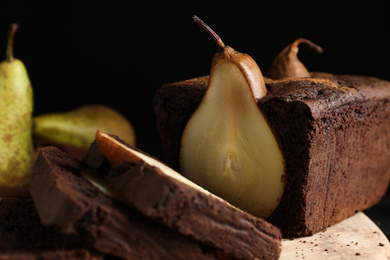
[379,243,385,247]
[324,249,328,251]
[356,252,361,256]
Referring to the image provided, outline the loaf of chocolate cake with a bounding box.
[30,146,219,260]
[153,73,390,238]
[0,197,103,259]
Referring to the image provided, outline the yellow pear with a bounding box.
[33,105,136,151]
[0,24,34,187]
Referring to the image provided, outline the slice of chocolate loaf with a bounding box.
[30,146,218,260]
[83,132,282,260]
[0,197,103,260]
[153,73,390,238]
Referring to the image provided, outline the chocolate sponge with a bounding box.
[153,73,390,238]
[83,136,282,260]
[30,146,218,260]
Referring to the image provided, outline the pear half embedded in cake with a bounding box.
[180,16,285,218]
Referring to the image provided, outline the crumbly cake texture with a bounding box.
[34,137,87,161]
[0,197,104,260]
[30,146,218,260]
[84,138,282,260]
[153,73,390,238]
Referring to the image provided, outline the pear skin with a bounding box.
[0,24,34,187]
[33,105,136,151]
[266,38,323,79]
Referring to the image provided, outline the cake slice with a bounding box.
[30,146,218,260]
[0,197,104,260]
[154,73,390,238]
[83,131,282,260]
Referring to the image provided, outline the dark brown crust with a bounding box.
[0,198,104,259]
[30,146,218,260]
[153,74,390,238]
[84,139,282,260]
[34,138,87,161]
[0,185,30,199]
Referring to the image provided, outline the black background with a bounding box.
[1,0,389,237]
[1,1,390,158]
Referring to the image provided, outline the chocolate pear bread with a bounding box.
[30,146,218,260]
[0,197,104,260]
[153,73,390,238]
[83,131,282,260]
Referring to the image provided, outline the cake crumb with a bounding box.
[379,243,385,247]
[355,242,358,245]
[356,252,361,256]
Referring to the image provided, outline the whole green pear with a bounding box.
[33,105,136,150]
[0,24,34,187]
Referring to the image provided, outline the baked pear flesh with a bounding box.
[180,17,285,218]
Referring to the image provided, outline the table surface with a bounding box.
[364,189,390,239]
[280,212,390,259]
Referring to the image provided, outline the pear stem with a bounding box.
[6,23,18,62]
[293,38,323,54]
[193,15,225,49]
